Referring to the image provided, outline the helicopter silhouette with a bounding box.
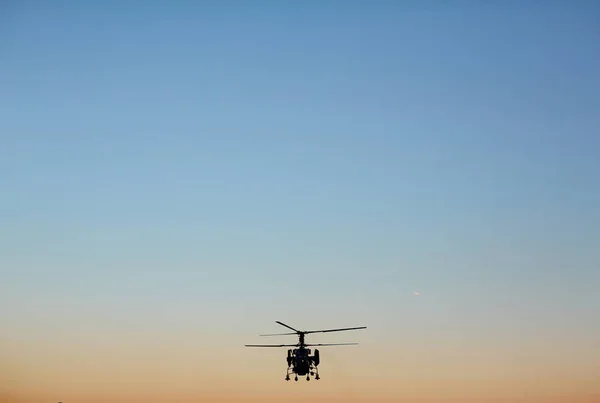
[245,321,366,381]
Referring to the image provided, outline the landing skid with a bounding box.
[285,367,320,381]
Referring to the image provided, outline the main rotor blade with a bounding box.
[259,332,297,337]
[275,321,300,333]
[304,326,367,334]
[245,344,297,348]
[305,343,359,346]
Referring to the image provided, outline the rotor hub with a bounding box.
[298,332,306,346]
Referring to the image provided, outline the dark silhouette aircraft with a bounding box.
[245,320,366,381]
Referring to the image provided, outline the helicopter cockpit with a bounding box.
[293,348,310,356]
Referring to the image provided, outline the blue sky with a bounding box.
[1,2,599,386]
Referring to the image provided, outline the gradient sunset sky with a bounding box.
[1,1,599,402]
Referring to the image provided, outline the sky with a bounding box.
[1,1,599,402]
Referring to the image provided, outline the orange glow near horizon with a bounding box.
[3,336,599,403]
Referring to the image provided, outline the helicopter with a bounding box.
[245,321,366,381]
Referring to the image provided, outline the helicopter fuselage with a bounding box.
[287,347,320,377]
[287,347,319,376]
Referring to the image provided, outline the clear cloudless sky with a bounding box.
[1,1,599,402]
